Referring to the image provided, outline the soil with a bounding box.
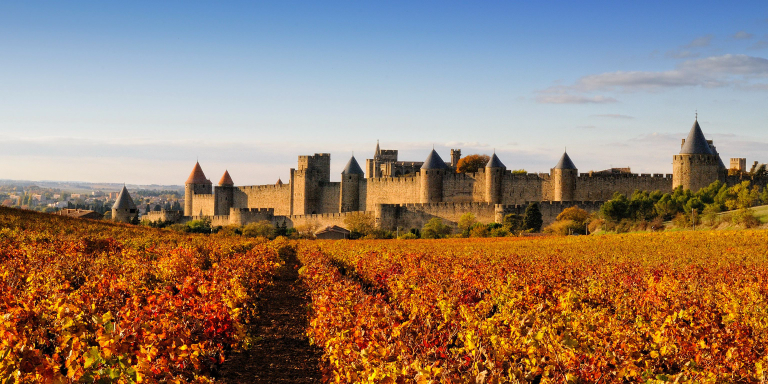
[218,251,323,383]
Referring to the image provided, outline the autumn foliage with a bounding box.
[299,232,768,383]
[0,207,283,383]
[456,155,490,174]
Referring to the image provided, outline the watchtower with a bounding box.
[420,149,448,203]
[184,162,212,216]
[485,152,506,204]
[112,185,138,223]
[551,151,577,201]
[215,170,235,215]
[672,119,721,192]
[340,155,364,212]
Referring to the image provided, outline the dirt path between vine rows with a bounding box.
[218,251,323,383]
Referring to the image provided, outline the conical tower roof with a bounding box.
[421,149,449,170]
[276,178,284,186]
[342,156,365,175]
[112,186,136,210]
[485,152,506,168]
[218,170,234,186]
[680,119,713,155]
[186,162,211,184]
[554,152,577,170]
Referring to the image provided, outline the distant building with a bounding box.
[730,158,747,172]
[315,225,351,240]
[55,209,103,220]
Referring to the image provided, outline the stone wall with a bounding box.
[317,182,341,214]
[376,202,498,231]
[442,172,486,203]
[235,184,292,215]
[575,173,673,200]
[498,200,605,227]
[142,210,183,223]
[501,173,548,205]
[191,194,215,216]
[364,176,421,210]
[282,211,369,230]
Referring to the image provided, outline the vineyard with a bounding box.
[299,232,768,383]
[5,205,768,383]
[0,207,285,382]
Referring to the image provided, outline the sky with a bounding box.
[1,1,767,185]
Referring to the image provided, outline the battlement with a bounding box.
[367,175,420,184]
[289,210,367,221]
[232,207,274,214]
[508,172,546,180]
[578,173,672,179]
[390,201,496,209]
[238,184,290,193]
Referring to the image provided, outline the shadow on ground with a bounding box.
[218,251,322,383]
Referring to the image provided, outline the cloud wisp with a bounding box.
[591,114,635,119]
[733,31,754,40]
[537,54,768,104]
[684,35,714,48]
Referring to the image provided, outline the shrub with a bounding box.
[732,208,760,228]
[242,220,276,239]
[523,203,543,232]
[469,224,489,238]
[422,218,452,239]
[397,232,419,240]
[672,213,691,228]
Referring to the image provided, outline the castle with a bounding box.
[143,118,766,231]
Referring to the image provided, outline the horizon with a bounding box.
[1,1,767,185]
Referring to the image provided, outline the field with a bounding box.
[4,207,768,383]
[299,233,768,383]
[0,207,286,382]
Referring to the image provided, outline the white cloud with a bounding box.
[535,93,618,104]
[536,54,768,102]
[684,35,714,48]
[592,114,635,119]
[733,31,754,39]
[665,50,700,59]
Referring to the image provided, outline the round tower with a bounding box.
[184,161,212,216]
[551,151,577,201]
[112,185,137,223]
[216,170,235,215]
[340,156,364,212]
[672,119,721,191]
[420,149,448,204]
[485,152,506,204]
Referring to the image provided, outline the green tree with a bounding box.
[343,212,376,239]
[421,218,452,239]
[242,220,276,239]
[523,202,543,232]
[600,193,629,222]
[503,213,524,233]
[761,184,768,205]
[457,212,477,236]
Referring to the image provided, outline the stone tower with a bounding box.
[184,162,212,216]
[450,149,462,169]
[112,185,137,223]
[293,153,331,215]
[485,152,506,204]
[672,119,721,192]
[215,170,235,215]
[552,151,577,201]
[420,149,448,203]
[340,156,364,212]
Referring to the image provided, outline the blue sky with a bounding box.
[1,1,767,185]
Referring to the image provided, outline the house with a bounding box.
[315,225,351,240]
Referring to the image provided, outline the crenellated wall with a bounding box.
[574,173,673,200]
[317,183,341,214]
[191,194,215,216]
[234,184,292,215]
[442,171,486,203]
[364,175,421,210]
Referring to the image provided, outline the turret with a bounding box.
[485,152,506,204]
[340,156,364,212]
[551,151,577,201]
[112,185,137,223]
[672,118,721,191]
[215,170,235,215]
[184,162,212,216]
[420,149,448,203]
